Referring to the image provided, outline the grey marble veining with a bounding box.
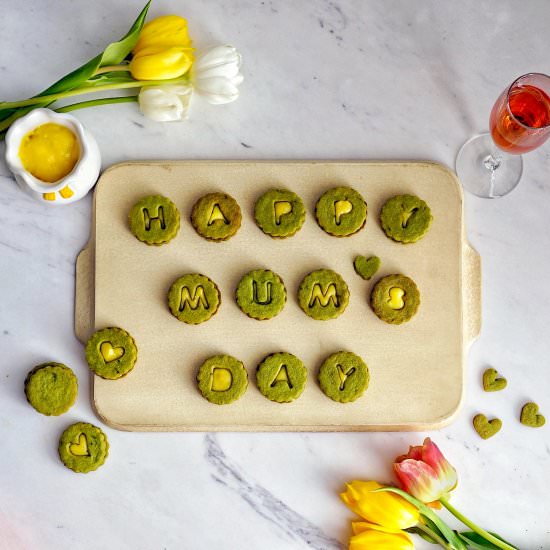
[1,1,550,549]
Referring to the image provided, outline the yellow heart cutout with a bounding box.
[69,434,90,457]
[100,341,125,363]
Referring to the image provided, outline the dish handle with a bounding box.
[74,244,94,344]
[463,242,481,345]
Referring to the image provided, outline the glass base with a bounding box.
[456,133,523,198]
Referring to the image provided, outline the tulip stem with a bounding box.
[55,96,138,113]
[93,65,130,75]
[0,77,188,110]
[439,498,516,550]
[414,523,453,549]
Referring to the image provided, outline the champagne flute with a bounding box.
[456,73,550,198]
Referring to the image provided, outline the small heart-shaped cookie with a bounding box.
[100,341,125,363]
[520,402,546,428]
[353,255,381,280]
[482,368,507,392]
[473,414,502,439]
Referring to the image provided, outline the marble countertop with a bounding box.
[1,1,549,548]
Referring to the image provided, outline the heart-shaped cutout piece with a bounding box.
[520,402,546,428]
[353,255,381,281]
[473,414,502,439]
[482,368,507,392]
[69,434,90,457]
[100,341,125,363]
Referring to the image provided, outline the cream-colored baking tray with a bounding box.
[75,161,481,432]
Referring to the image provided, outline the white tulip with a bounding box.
[138,85,193,122]
[192,45,243,105]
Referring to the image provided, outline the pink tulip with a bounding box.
[393,438,458,504]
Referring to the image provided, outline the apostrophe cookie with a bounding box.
[380,194,432,244]
[298,269,350,320]
[197,355,248,405]
[482,368,507,392]
[315,186,367,237]
[191,192,241,242]
[58,422,109,473]
[168,274,221,324]
[256,353,307,403]
[353,255,381,280]
[473,414,502,439]
[24,362,78,416]
[236,269,286,320]
[254,189,306,238]
[318,351,369,403]
[520,402,546,428]
[85,327,138,380]
[370,274,420,324]
[128,195,180,245]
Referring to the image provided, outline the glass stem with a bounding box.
[483,152,502,198]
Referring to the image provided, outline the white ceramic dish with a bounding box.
[4,108,101,205]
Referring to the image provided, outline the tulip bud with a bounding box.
[393,438,458,504]
[130,15,194,80]
[340,481,419,530]
[349,522,415,550]
[138,85,192,121]
[192,45,243,104]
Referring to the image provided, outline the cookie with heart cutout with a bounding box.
[25,362,78,416]
[58,422,109,473]
[85,327,138,380]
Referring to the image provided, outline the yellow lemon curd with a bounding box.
[19,123,79,183]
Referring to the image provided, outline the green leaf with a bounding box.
[99,0,151,66]
[375,487,468,550]
[421,515,448,543]
[86,71,136,86]
[407,527,439,544]
[458,532,520,550]
[0,1,150,122]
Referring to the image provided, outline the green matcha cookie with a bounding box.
[520,402,546,428]
[353,255,381,280]
[128,195,180,245]
[197,355,248,405]
[168,273,221,324]
[315,186,367,237]
[85,327,138,380]
[380,194,432,244]
[254,189,306,238]
[318,351,369,403]
[236,269,286,320]
[371,274,420,324]
[256,353,307,403]
[191,192,241,242]
[24,362,78,416]
[58,422,109,473]
[473,414,502,439]
[298,269,350,320]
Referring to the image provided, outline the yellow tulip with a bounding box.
[349,522,414,550]
[130,15,194,80]
[340,481,419,530]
